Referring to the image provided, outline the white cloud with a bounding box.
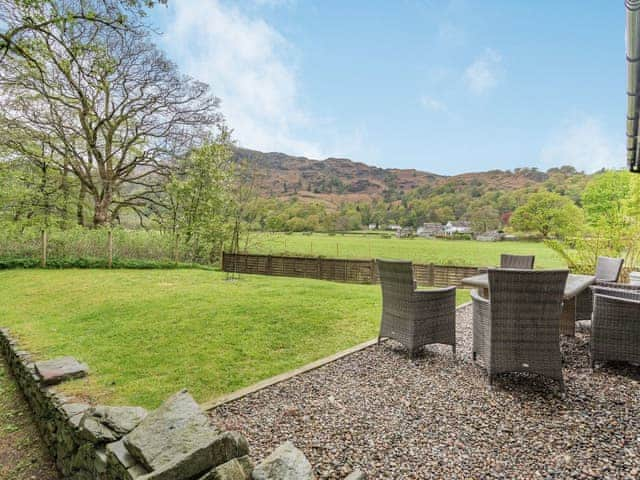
[420,95,448,113]
[464,48,502,95]
[540,116,622,173]
[159,0,323,157]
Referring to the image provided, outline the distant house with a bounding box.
[417,222,444,238]
[476,230,504,242]
[386,224,402,231]
[368,223,377,230]
[396,226,414,238]
[444,221,473,235]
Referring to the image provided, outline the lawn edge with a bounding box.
[202,301,472,411]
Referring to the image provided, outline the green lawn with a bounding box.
[247,233,566,268]
[0,269,469,409]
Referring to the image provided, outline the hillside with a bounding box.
[234,147,588,209]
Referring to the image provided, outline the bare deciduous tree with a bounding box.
[0,3,223,226]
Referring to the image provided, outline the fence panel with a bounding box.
[222,252,479,287]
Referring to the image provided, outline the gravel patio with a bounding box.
[211,304,640,479]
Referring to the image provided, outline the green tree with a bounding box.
[582,171,631,230]
[510,191,583,238]
[164,135,233,262]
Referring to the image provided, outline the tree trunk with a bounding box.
[77,183,87,227]
[93,183,114,227]
[93,199,110,226]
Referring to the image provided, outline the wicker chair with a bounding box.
[590,286,640,368]
[471,268,569,390]
[576,256,625,320]
[376,259,456,357]
[500,254,535,269]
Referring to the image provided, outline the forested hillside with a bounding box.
[234,147,591,232]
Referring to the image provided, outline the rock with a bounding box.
[61,402,90,419]
[128,464,151,479]
[210,431,250,466]
[344,470,365,480]
[107,438,137,469]
[134,431,249,480]
[124,390,220,475]
[88,405,148,435]
[252,442,315,480]
[198,456,253,480]
[79,415,119,444]
[95,448,108,473]
[35,356,88,385]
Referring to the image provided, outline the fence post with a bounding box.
[107,230,113,268]
[41,229,47,268]
[174,235,180,264]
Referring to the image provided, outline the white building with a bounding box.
[444,221,473,235]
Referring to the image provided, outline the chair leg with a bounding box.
[557,377,566,398]
[472,351,477,361]
[451,344,456,357]
[377,335,382,345]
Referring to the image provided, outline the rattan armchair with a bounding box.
[590,286,640,368]
[576,256,624,320]
[376,259,456,357]
[471,268,569,390]
[500,254,535,269]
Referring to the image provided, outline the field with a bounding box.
[247,232,566,268]
[0,269,469,409]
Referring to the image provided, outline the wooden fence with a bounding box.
[222,252,480,288]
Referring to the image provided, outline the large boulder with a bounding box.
[251,442,315,480]
[124,390,249,480]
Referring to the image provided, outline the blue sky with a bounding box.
[151,1,624,175]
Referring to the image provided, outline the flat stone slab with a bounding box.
[252,442,315,480]
[124,390,220,473]
[35,356,88,385]
[88,405,148,435]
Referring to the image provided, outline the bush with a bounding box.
[0,227,218,270]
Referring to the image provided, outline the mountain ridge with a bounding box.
[233,147,587,209]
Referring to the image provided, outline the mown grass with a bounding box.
[248,233,566,268]
[0,269,470,409]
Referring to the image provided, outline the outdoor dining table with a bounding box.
[461,272,596,336]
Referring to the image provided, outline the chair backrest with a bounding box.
[500,254,535,269]
[594,256,624,282]
[376,259,414,300]
[488,268,568,343]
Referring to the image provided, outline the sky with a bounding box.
[150,0,625,175]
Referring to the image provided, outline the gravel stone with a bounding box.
[211,305,640,479]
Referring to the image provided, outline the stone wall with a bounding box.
[0,328,353,480]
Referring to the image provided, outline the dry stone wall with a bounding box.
[0,328,358,480]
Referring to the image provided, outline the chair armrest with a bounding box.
[595,281,640,290]
[594,292,640,308]
[592,286,640,302]
[413,286,456,299]
[470,288,489,305]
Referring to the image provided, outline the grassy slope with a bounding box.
[0,361,59,479]
[248,233,566,268]
[0,269,470,409]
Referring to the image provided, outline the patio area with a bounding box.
[212,304,640,479]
